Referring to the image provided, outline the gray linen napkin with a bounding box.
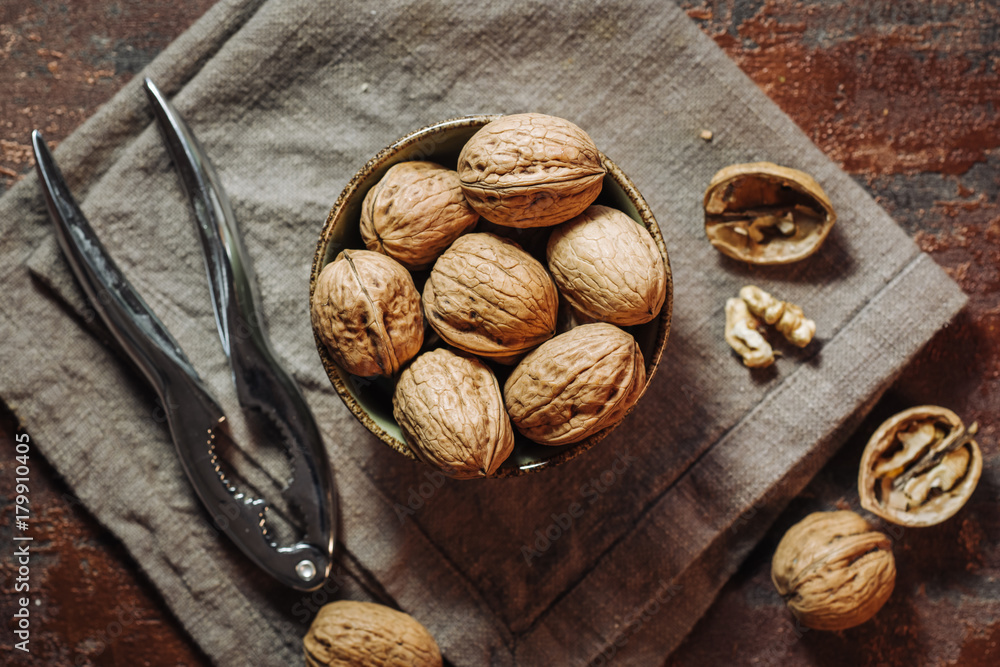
[0,1,966,665]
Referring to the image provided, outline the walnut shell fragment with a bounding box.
[303,600,442,667]
[771,511,896,631]
[704,162,836,265]
[547,205,668,326]
[859,406,983,527]
[423,232,558,360]
[457,113,606,228]
[360,161,479,271]
[311,250,423,377]
[393,348,514,478]
[504,323,646,446]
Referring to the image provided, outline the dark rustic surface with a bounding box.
[1,4,219,666]
[1,1,997,665]
[668,2,1000,665]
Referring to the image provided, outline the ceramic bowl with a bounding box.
[310,115,672,477]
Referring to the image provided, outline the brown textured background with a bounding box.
[1,1,997,665]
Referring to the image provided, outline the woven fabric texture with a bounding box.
[0,1,965,664]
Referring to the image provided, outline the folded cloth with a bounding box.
[0,1,966,665]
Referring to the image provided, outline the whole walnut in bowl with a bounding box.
[423,232,558,362]
[393,348,514,478]
[505,323,646,445]
[457,112,606,228]
[360,161,479,271]
[311,250,423,377]
[547,205,668,326]
[311,115,672,476]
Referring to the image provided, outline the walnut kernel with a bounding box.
[859,406,983,527]
[724,297,774,368]
[739,285,815,347]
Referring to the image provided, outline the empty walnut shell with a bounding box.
[504,323,646,446]
[303,600,442,667]
[393,348,514,478]
[423,232,558,360]
[360,161,479,271]
[547,205,668,326]
[859,406,983,527]
[457,113,606,228]
[311,250,423,377]
[772,511,896,631]
[704,162,836,265]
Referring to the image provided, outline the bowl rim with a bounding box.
[310,114,672,478]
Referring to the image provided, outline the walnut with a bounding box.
[422,232,558,361]
[360,161,479,271]
[504,323,646,445]
[311,250,423,377]
[393,348,514,478]
[546,205,668,326]
[457,113,606,228]
[859,406,983,527]
[771,511,896,631]
[724,297,774,368]
[475,217,552,260]
[739,285,815,347]
[303,600,442,667]
[704,162,836,264]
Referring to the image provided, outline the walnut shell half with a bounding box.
[311,250,423,377]
[504,323,645,446]
[457,113,605,228]
[859,406,982,527]
[360,161,479,271]
[303,600,442,667]
[704,162,836,265]
[423,232,558,360]
[771,511,895,631]
[393,348,514,478]
[546,205,668,326]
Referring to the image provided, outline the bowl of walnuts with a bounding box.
[310,113,672,478]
